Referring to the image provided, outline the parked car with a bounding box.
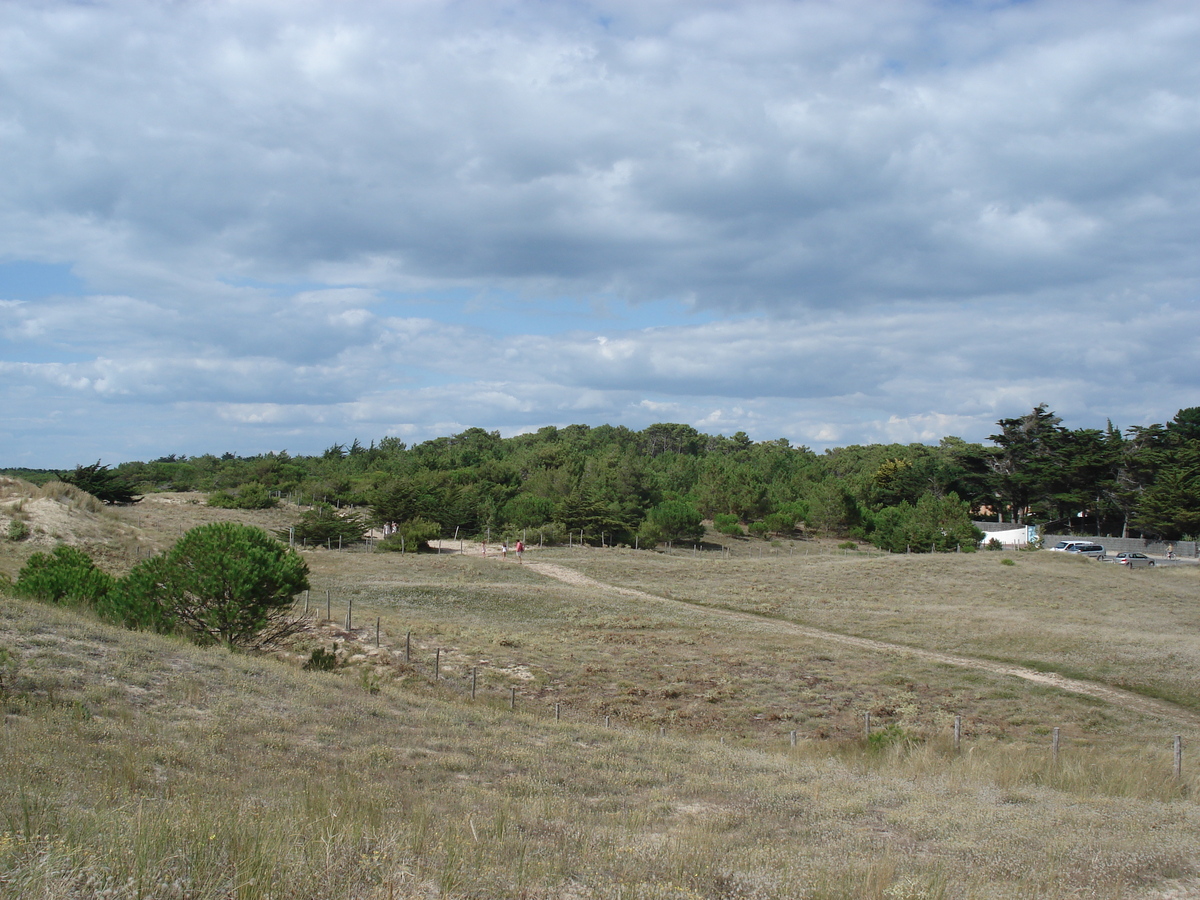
[1050,540,1092,552]
[1065,543,1106,559]
[1113,551,1156,568]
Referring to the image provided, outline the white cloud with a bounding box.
[1,0,1198,466]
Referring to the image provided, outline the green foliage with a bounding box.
[838,541,858,550]
[378,518,441,552]
[870,493,983,553]
[985,538,1004,551]
[99,555,179,634]
[6,518,29,542]
[128,523,309,649]
[283,503,368,546]
[15,408,1200,544]
[58,461,141,504]
[303,644,340,671]
[1000,557,1016,566]
[15,546,116,608]
[645,499,704,543]
[207,482,277,510]
[866,723,916,752]
[713,513,742,536]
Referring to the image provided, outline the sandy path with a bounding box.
[524,560,1200,729]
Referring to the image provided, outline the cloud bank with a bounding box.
[2,1,1198,466]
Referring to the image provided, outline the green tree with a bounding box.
[870,493,983,553]
[100,554,179,633]
[59,461,141,504]
[282,503,368,546]
[135,523,309,649]
[645,499,704,543]
[986,405,1065,523]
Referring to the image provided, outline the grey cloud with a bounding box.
[4,1,1198,310]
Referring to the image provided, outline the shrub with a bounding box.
[1000,557,1016,566]
[282,503,368,546]
[99,555,179,634]
[646,500,705,543]
[713,514,742,537]
[207,482,277,510]
[15,546,115,608]
[124,523,309,649]
[57,461,140,504]
[985,538,1004,551]
[378,518,441,553]
[838,541,858,550]
[303,644,340,671]
[867,723,916,752]
[6,519,29,542]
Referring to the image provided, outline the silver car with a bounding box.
[1114,551,1156,568]
[1065,543,1106,559]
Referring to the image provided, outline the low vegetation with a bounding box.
[1,478,1198,898]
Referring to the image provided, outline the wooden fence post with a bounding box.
[472,667,477,700]
[864,712,871,738]
[1052,727,1060,764]
[435,648,440,680]
[375,617,380,648]
[406,631,411,662]
[510,687,516,710]
[1175,735,1183,780]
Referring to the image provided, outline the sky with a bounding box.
[2,0,1199,469]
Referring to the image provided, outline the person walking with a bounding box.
[515,539,524,562]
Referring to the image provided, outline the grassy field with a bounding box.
[1,488,1199,898]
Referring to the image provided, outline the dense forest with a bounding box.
[7,405,1200,550]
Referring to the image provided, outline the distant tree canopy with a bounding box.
[9,408,1200,549]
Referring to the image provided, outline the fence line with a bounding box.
[296,595,1189,782]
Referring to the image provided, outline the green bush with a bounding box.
[15,546,115,608]
[122,523,309,649]
[713,513,742,537]
[6,519,29,542]
[867,723,916,752]
[378,517,441,553]
[646,500,705,543]
[303,644,339,671]
[281,503,368,546]
[99,554,179,634]
[207,482,277,510]
[838,541,858,550]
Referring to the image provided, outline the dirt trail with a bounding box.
[525,560,1200,729]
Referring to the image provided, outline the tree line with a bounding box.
[9,406,1200,549]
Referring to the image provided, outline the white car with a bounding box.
[1114,551,1156,568]
[1049,540,1092,552]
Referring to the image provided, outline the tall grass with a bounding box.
[2,591,1199,899]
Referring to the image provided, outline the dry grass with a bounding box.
[1,494,1199,897]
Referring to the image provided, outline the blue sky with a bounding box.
[2,0,1199,468]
